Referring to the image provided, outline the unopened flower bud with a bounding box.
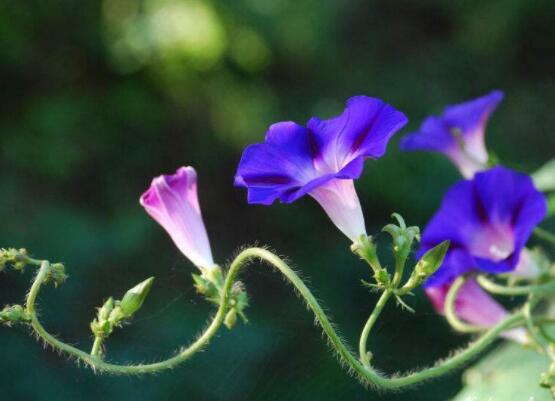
[416,241,450,276]
[224,309,237,329]
[0,248,30,271]
[98,297,114,321]
[119,277,154,318]
[382,214,420,261]
[401,241,450,293]
[0,304,30,326]
[46,263,68,287]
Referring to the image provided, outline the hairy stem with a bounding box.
[358,290,393,366]
[22,248,524,388]
[91,336,104,358]
[25,260,229,374]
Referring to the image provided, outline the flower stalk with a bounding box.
[0,244,534,389]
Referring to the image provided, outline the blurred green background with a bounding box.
[0,0,554,400]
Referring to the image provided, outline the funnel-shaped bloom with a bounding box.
[420,166,546,341]
[422,166,546,288]
[400,90,503,178]
[426,279,528,343]
[234,96,408,242]
[140,166,214,269]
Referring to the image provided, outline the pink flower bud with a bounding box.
[140,166,214,269]
[426,278,528,344]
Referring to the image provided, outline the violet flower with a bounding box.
[234,96,408,242]
[400,90,503,178]
[140,166,215,269]
[420,166,546,339]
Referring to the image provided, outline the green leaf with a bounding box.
[533,158,555,192]
[452,343,552,401]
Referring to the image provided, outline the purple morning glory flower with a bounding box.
[421,166,545,341]
[421,166,547,288]
[400,90,503,178]
[140,166,215,270]
[234,96,408,242]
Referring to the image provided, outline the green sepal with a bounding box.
[192,273,220,304]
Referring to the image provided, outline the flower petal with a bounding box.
[234,122,321,205]
[307,96,408,171]
[309,179,366,242]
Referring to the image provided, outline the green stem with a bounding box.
[444,276,486,333]
[25,259,229,374]
[91,336,104,358]
[477,275,555,297]
[535,227,555,247]
[358,290,393,366]
[22,248,524,389]
[523,296,555,360]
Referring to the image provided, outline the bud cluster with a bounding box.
[90,277,154,339]
[352,214,449,309]
[382,213,420,264]
[44,263,68,287]
[0,248,31,272]
[193,266,249,329]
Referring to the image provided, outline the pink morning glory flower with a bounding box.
[426,278,528,343]
[140,166,215,269]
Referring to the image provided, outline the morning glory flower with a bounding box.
[140,166,215,270]
[419,166,546,340]
[421,166,547,288]
[234,96,408,242]
[400,90,503,178]
[426,279,528,343]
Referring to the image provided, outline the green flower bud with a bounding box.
[382,214,420,261]
[224,309,237,329]
[98,297,114,321]
[416,241,450,276]
[400,241,450,293]
[45,263,68,287]
[0,248,30,272]
[0,304,30,326]
[119,277,154,318]
[90,318,113,337]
